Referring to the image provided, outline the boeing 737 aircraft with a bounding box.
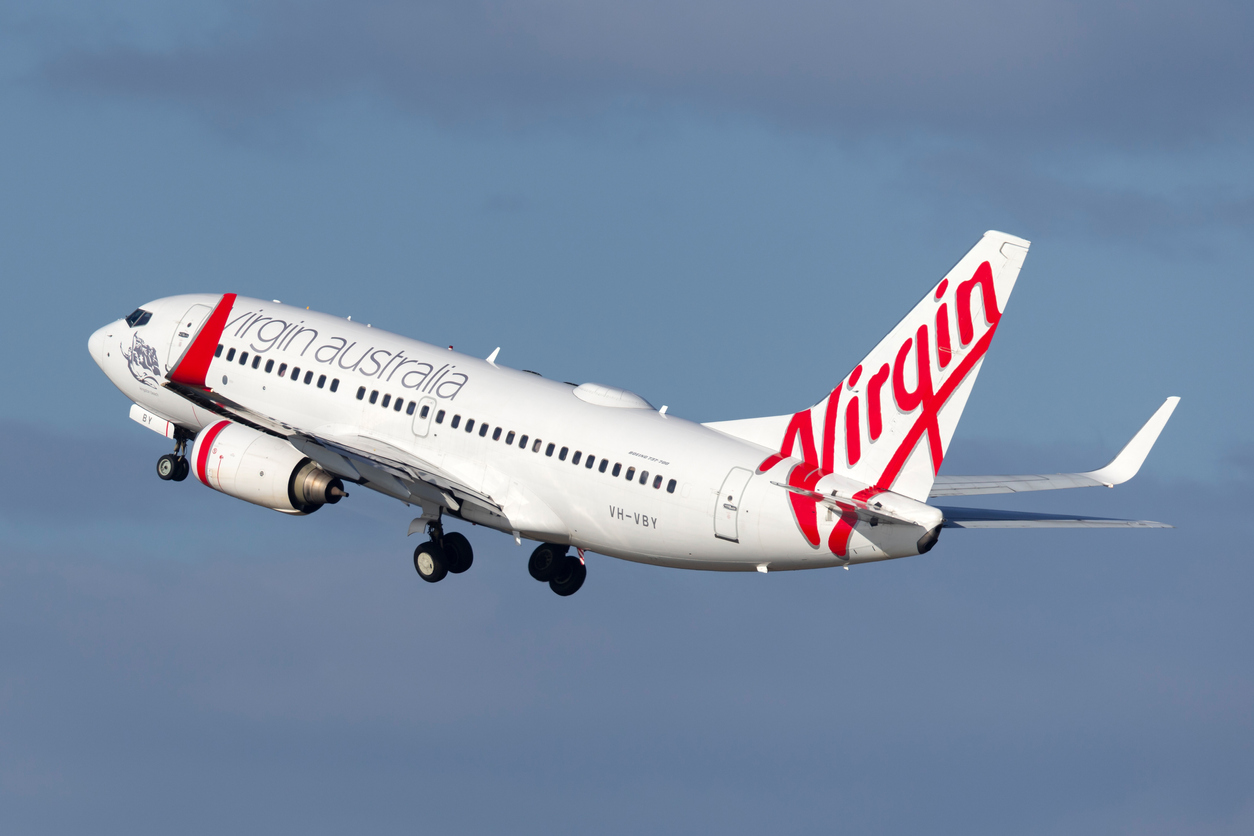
[88,231,1176,596]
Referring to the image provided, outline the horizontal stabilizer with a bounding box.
[938,506,1171,529]
[930,397,1179,497]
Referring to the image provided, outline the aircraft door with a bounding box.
[411,397,437,437]
[167,304,213,371]
[714,467,754,542]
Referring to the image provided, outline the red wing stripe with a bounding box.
[195,421,231,487]
[168,293,237,389]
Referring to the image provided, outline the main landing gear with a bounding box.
[413,518,473,584]
[156,435,190,482]
[528,543,586,597]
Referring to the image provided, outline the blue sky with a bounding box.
[1,2,1251,834]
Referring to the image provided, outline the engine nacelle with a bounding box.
[190,420,346,514]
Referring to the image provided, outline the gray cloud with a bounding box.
[33,0,1254,146]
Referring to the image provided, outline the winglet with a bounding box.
[486,347,500,366]
[168,293,237,389]
[1085,397,1180,486]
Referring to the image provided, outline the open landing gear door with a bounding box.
[714,467,753,542]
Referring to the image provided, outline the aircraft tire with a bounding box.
[156,454,179,481]
[527,543,564,582]
[444,531,474,574]
[549,557,586,597]
[172,457,190,482]
[414,541,448,583]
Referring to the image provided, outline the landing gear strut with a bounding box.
[413,515,474,583]
[528,543,587,596]
[156,435,190,482]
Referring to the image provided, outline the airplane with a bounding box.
[87,231,1177,597]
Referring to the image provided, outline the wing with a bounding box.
[929,397,1179,498]
[938,506,1171,529]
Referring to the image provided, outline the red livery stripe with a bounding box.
[168,293,237,389]
[195,420,231,487]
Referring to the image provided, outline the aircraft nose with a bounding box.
[88,324,110,369]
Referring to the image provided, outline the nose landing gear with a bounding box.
[528,543,586,596]
[412,515,474,584]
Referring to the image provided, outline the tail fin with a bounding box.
[709,231,1029,501]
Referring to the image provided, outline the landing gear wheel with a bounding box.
[172,457,190,482]
[549,555,587,597]
[413,541,448,583]
[528,543,566,582]
[443,531,474,574]
[156,454,180,481]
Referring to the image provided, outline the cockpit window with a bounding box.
[125,308,152,328]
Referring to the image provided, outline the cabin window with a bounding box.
[493,427,502,441]
[479,423,489,437]
[330,379,339,393]
[251,355,261,369]
[506,431,516,444]
[666,479,677,493]
[599,460,608,473]
[625,467,636,481]
[518,434,528,448]
[572,451,581,465]
[612,463,621,476]
[451,414,460,429]
[653,475,663,489]
[291,366,301,380]
[436,410,445,423]
[304,371,313,384]
[559,446,569,461]
[369,390,378,404]
[226,348,236,361]
[406,402,416,416]
[382,394,391,408]
[356,386,365,400]
[639,470,649,485]
[585,456,594,469]
[532,439,542,453]
[239,352,249,365]
[420,405,430,419]
[264,359,274,373]
[215,345,223,358]
[465,419,475,433]
[317,374,326,389]
[545,443,555,457]
[394,397,403,412]
[279,363,288,377]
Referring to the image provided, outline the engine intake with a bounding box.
[190,420,347,514]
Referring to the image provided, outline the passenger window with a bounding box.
[420,405,430,419]
[215,345,223,358]
[545,443,555,457]
[465,419,475,433]
[317,374,326,388]
[369,390,378,404]
[571,451,581,465]
[612,463,621,476]
[382,394,391,408]
[493,427,502,441]
[559,446,569,461]
[599,460,608,473]
[653,475,662,489]
[239,352,249,365]
[584,456,594,469]
[479,424,489,437]
[330,379,339,393]
[451,415,460,429]
[436,410,445,423]
[304,371,313,384]
[279,363,288,376]
[226,348,236,361]
[640,470,648,485]
[292,366,301,380]
[666,479,677,493]
[393,397,403,412]
[518,434,528,448]
[625,467,635,481]
[265,359,274,373]
[532,439,542,453]
[406,402,416,416]
[356,386,366,400]
[506,431,516,445]
[251,355,261,369]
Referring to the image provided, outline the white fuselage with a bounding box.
[89,294,934,571]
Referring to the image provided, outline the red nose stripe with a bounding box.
[195,421,231,487]
[168,292,237,389]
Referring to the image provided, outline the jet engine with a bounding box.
[189,420,347,514]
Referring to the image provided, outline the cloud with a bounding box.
[33,0,1254,147]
